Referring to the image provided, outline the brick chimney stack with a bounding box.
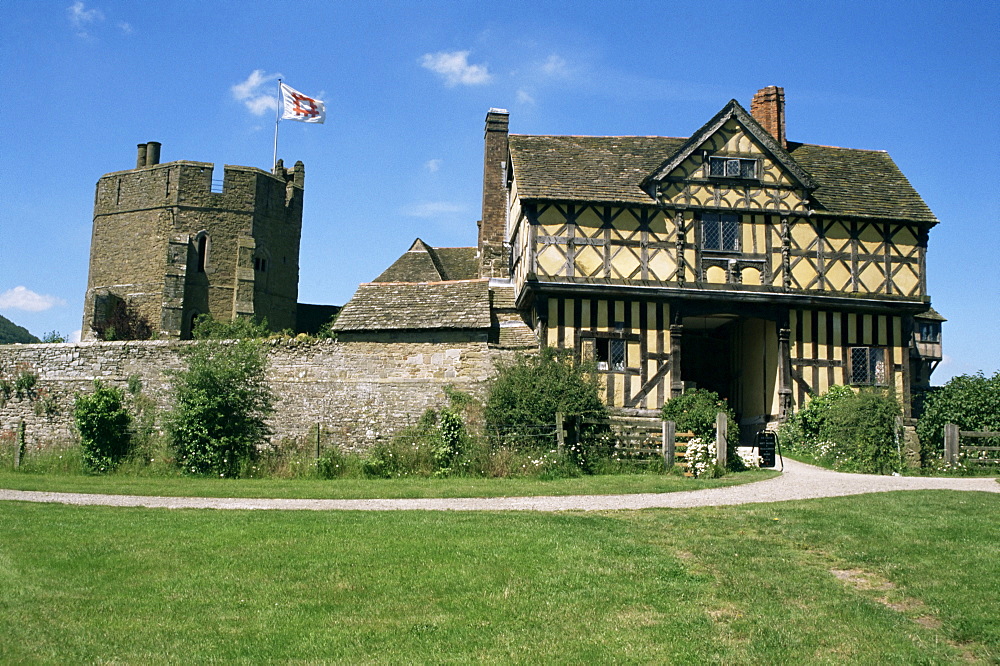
[750,86,786,149]
[479,108,510,278]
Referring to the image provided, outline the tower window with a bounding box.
[254,257,268,272]
[196,234,208,273]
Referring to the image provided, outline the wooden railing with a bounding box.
[944,424,1000,465]
[559,412,729,469]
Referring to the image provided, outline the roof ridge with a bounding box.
[359,278,489,287]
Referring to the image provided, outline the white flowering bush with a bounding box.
[685,437,718,478]
[736,446,763,469]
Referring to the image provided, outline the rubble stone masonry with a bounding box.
[0,339,508,452]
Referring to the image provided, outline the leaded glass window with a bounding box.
[702,213,740,252]
[708,156,757,179]
[596,338,626,372]
[849,347,888,386]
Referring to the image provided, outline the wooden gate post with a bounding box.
[944,423,959,465]
[663,420,676,467]
[715,412,727,469]
[555,412,565,452]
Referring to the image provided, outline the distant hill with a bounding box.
[0,314,40,344]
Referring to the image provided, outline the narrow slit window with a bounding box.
[197,234,208,273]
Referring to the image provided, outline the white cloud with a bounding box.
[67,1,104,37]
[541,54,568,77]
[69,330,82,343]
[231,69,282,115]
[402,201,465,218]
[420,51,491,86]
[425,159,442,173]
[117,21,133,34]
[516,89,535,105]
[0,286,67,312]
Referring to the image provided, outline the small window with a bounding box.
[849,347,888,386]
[702,213,740,252]
[709,156,757,179]
[254,257,268,272]
[918,321,940,343]
[196,234,208,273]
[596,338,626,372]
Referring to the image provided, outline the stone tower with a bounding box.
[82,143,304,340]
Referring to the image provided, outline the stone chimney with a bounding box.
[135,141,161,168]
[479,108,510,278]
[750,86,786,149]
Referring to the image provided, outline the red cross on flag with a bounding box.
[280,82,325,124]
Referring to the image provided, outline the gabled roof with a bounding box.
[373,239,478,283]
[332,279,491,331]
[507,106,938,224]
[643,99,818,190]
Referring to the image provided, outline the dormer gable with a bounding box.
[644,99,817,192]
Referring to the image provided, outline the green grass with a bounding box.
[1,491,997,663]
[0,468,778,499]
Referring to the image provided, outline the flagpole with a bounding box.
[272,78,282,170]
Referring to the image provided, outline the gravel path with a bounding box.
[1,459,997,512]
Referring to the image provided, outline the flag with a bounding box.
[280,82,325,124]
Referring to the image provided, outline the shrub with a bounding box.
[166,339,274,477]
[661,389,740,470]
[916,372,1000,465]
[782,386,902,474]
[192,314,272,340]
[484,348,609,460]
[74,380,133,473]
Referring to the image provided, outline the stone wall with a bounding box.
[0,339,507,453]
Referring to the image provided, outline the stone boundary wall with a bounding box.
[0,339,509,452]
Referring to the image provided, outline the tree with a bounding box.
[74,380,133,472]
[917,372,1000,464]
[166,339,274,476]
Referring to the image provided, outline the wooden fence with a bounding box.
[559,412,729,470]
[944,424,1000,465]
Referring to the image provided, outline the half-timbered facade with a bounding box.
[482,87,941,435]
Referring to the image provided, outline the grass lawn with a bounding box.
[1,491,997,663]
[0,468,778,499]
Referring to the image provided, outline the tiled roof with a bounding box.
[373,240,479,283]
[509,135,937,223]
[332,279,491,331]
[787,144,936,222]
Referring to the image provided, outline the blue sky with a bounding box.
[1,0,997,382]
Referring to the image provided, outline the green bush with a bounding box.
[916,372,1000,465]
[660,389,739,471]
[192,314,272,340]
[74,380,133,473]
[484,348,609,467]
[781,386,902,474]
[166,339,274,477]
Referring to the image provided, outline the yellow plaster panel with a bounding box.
[803,311,814,358]
[615,213,640,233]
[580,299,591,329]
[574,246,603,277]
[706,265,726,284]
[894,265,919,294]
[826,260,853,292]
[791,261,815,289]
[612,250,640,279]
[859,263,884,293]
[743,267,761,285]
[614,301,625,324]
[538,206,566,226]
[893,227,917,246]
[859,224,883,245]
[597,300,608,329]
[791,222,815,248]
[862,314,873,344]
[847,313,857,345]
[576,207,603,229]
[877,316,887,346]
[649,213,669,235]
[547,299,558,347]
[648,249,675,282]
[817,311,828,347]
[536,245,565,277]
